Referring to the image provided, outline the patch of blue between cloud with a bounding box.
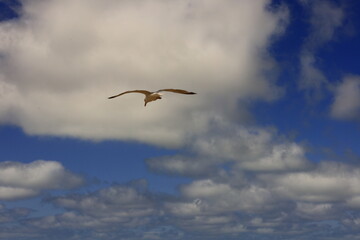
[0,0,21,21]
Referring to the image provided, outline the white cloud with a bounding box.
[0,0,288,147]
[181,179,231,199]
[265,161,360,202]
[193,122,311,173]
[25,182,163,239]
[295,202,335,220]
[149,145,360,238]
[52,184,156,220]
[239,142,310,171]
[0,186,38,200]
[148,134,360,236]
[0,160,84,200]
[179,179,275,213]
[164,199,203,217]
[29,212,103,229]
[331,76,360,120]
[25,180,279,237]
[147,121,311,176]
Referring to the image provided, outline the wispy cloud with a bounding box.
[0,203,31,223]
[298,0,344,100]
[331,76,360,121]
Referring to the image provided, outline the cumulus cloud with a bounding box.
[190,123,311,173]
[0,0,288,147]
[331,76,360,120]
[147,121,312,177]
[264,161,360,203]
[0,160,84,200]
[298,0,344,100]
[179,179,274,213]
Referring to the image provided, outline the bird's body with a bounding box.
[108,89,196,106]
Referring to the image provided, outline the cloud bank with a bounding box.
[7,158,360,240]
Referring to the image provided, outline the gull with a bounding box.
[108,88,196,106]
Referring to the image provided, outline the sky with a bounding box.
[1,0,360,239]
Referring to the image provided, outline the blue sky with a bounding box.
[1,0,360,239]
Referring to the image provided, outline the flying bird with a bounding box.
[108,88,196,106]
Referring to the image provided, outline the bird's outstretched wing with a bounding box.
[108,90,151,99]
[158,89,196,95]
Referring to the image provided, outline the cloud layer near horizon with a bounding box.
[0,0,287,147]
[6,157,360,240]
